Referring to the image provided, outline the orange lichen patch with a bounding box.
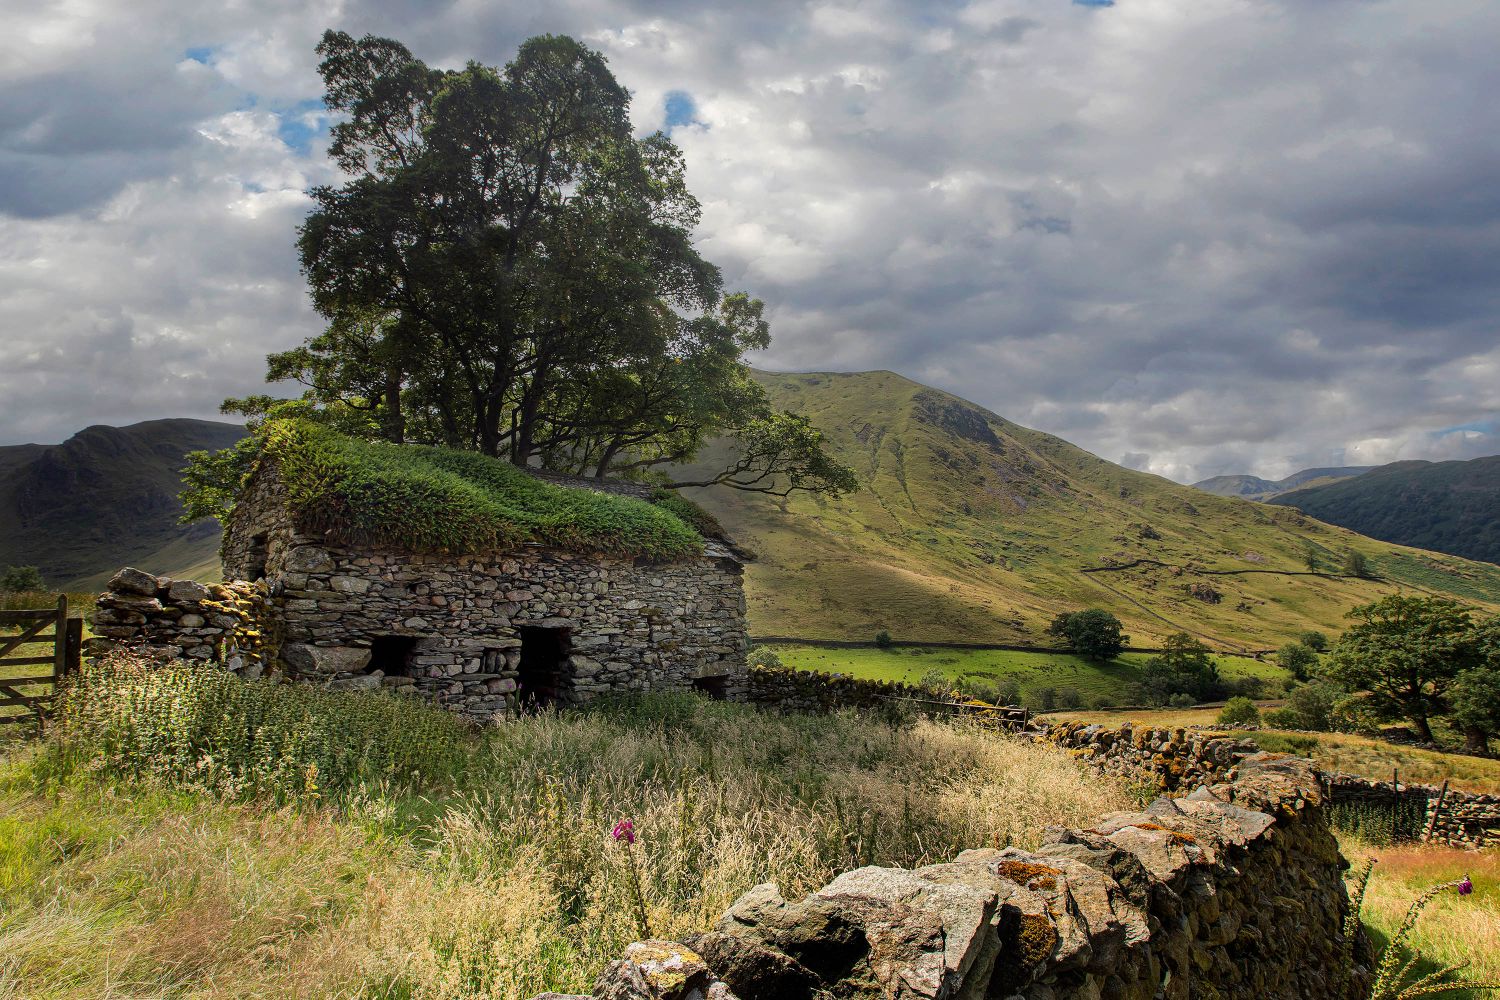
[995,859,1063,890]
[1132,821,1198,845]
[1017,912,1059,967]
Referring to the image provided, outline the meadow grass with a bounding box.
[768,643,1287,705]
[1337,834,1500,987]
[0,654,1132,999]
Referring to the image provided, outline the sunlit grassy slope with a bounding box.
[683,370,1500,647]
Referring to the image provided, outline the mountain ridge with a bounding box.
[0,418,246,589]
[1267,454,1500,566]
[1192,466,1374,501]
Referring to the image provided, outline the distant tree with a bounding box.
[1266,681,1341,732]
[0,566,44,592]
[1451,617,1500,753]
[995,677,1022,706]
[1277,641,1320,682]
[1323,595,1476,742]
[1139,632,1223,704]
[1299,630,1329,653]
[1303,544,1321,573]
[1342,550,1371,578]
[1217,696,1260,728]
[1049,609,1128,661]
[874,630,893,649]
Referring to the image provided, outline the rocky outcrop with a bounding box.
[547,752,1369,1000]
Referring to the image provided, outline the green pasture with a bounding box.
[765,643,1289,705]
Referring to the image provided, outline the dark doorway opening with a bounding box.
[369,635,417,677]
[246,533,269,581]
[518,626,571,709]
[692,674,729,701]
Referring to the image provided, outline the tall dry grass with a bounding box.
[1339,836,1500,986]
[0,654,1133,999]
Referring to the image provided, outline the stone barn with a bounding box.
[196,423,749,721]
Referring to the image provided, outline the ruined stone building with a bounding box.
[95,424,750,723]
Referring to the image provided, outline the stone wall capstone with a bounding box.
[87,568,270,675]
[538,749,1370,1000]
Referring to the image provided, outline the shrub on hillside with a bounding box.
[45,654,472,799]
[0,565,44,592]
[1299,630,1329,652]
[1133,632,1226,706]
[1047,609,1128,661]
[874,629,894,648]
[1056,686,1084,710]
[1217,696,1260,728]
[995,678,1023,706]
[1265,681,1343,733]
[1277,641,1320,682]
[746,647,784,670]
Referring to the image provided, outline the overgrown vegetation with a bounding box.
[0,653,1130,997]
[1047,608,1128,660]
[190,419,707,560]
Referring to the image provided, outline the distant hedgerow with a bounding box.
[258,419,705,561]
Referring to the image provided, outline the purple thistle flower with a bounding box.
[612,818,636,845]
[1458,875,1473,896]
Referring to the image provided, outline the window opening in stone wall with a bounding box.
[246,533,269,581]
[692,674,729,701]
[369,635,417,677]
[517,626,571,709]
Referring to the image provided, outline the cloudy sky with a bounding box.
[3,0,1499,484]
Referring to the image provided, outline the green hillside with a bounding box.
[1269,455,1500,566]
[0,419,245,589]
[680,371,1500,648]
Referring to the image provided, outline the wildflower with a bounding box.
[610,818,650,938]
[612,818,636,845]
[1458,874,1473,896]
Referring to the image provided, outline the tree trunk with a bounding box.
[1412,714,1435,743]
[381,367,404,444]
[1464,725,1490,755]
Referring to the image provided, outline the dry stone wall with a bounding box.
[88,567,269,675]
[539,751,1368,1000]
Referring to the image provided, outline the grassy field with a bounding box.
[682,371,1500,648]
[0,654,1130,999]
[767,643,1289,705]
[1340,837,1500,987]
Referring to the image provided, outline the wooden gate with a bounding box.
[0,595,82,734]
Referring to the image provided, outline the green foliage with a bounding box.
[273,30,858,501]
[1047,609,1128,661]
[874,629,894,649]
[1217,696,1260,728]
[1266,681,1342,732]
[1271,455,1500,566]
[746,646,784,670]
[1136,632,1224,706]
[44,655,472,801]
[647,488,726,539]
[1278,640,1320,682]
[1325,595,1476,742]
[1301,630,1330,652]
[1449,656,1500,753]
[1344,549,1372,578]
[0,565,44,592]
[251,419,704,559]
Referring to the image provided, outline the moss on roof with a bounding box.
[257,419,704,560]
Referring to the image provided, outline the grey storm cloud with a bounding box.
[2,0,1499,485]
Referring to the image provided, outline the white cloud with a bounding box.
[1,0,1498,487]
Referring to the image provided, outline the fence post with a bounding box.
[1422,779,1450,844]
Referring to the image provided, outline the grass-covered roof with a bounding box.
[255,420,705,560]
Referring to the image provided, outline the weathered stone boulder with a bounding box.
[280,642,372,676]
[108,566,161,596]
[593,941,738,1000]
[166,579,210,603]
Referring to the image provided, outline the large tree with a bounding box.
[1323,595,1476,742]
[255,29,853,499]
[1451,617,1500,753]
